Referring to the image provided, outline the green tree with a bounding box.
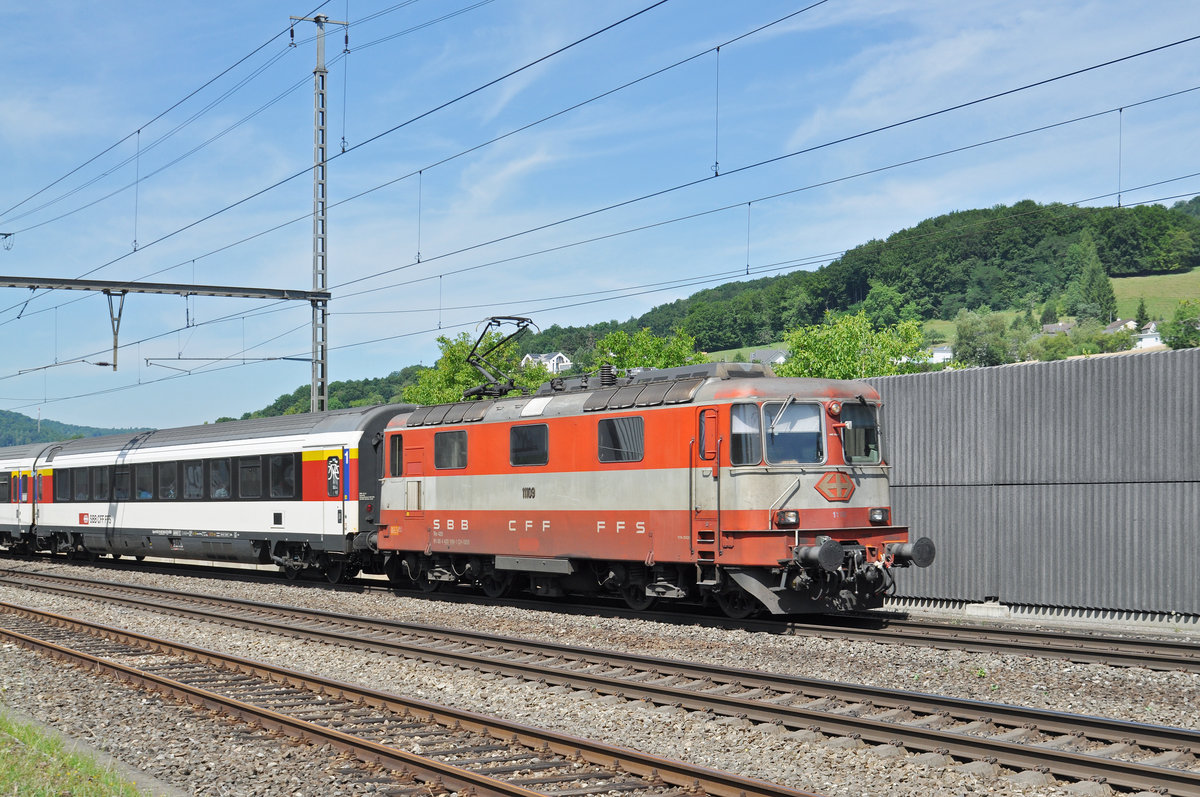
[861,280,905,328]
[593,328,707,370]
[1039,299,1059,326]
[776,311,927,379]
[953,308,1027,367]
[1162,299,1200,349]
[403,331,551,405]
[1063,231,1116,322]
[1135,297,1149,329]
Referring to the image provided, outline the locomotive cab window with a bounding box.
[389,434,403,478]
[731,403,763,466]
[598,416,644,463]
[434,430,467,470]
[763,401,822,464]
[510,424,548,466]
[841,403,881,464]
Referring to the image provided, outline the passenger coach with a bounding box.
[0,405,407,582]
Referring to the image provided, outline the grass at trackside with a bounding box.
[1113,267,1200,320]
[0,711,144,796]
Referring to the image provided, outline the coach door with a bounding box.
[691,408,720,559]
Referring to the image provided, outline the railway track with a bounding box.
[17,554,1200,674]
[0,602,809,797]
[3,568,1199,795]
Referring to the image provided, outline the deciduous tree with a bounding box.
[776,311,927,379]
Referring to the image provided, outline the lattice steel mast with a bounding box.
[291,13,346,413]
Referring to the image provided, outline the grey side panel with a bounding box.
[868,349,1200,615]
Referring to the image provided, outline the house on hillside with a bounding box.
[1104,319,1138,334]
[521,352,573,374]
[928,344,953,364]
[1041,321,1075,335]
[1135,321,1164,349]
[750,348,787,365]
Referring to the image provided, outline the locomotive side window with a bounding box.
[73,469,90,502]
[698,409,718,460]
[54,470,72,502]
[239,457,263,499]
[598,417,644,463]
[841,403,881,464]
[389,434,403,478]
[157,462,179,500]
[434,430,467,469]
[730,403,763,465]
[763,401,822,464]
[210,459,231,499]
[92,467,110,501]
[510,424,549,466]
[183,461,204,499]
[268,454,296,499]
[113,468,131,501]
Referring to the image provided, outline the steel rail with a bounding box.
[3,571,1199,795]
[0,601,814,797]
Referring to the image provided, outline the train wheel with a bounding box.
[325,559,358,585]
[715,585,760,619]
[479,572,512,599]
[417,575,443,593]
[283,566,302,581]
[620,584,657,612]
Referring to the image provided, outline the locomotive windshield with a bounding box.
[841,403,881,464]
[762,401,822,464]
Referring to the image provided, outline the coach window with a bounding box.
[239,457,263,499]
[434,430,467,469]
[157,462,179,500]
[113,467,131,501]
[210,459,231,499]
[73,469,90,502]
[0,474,9,502]
[598,416,644,463]
[510,424,548,466]
[54,470,72,502]
[763,401,822,464]
[183,461,204,500]
[92,467,110,501]
[730,404,763,466]
[388,434,403,478]
[134,464,154,500]
[268,455,295,499]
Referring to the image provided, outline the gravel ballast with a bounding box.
[2,560,1196,796]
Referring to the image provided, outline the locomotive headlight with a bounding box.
[868,507,889,525]
[774,509,799,529]
[827,400,842,416]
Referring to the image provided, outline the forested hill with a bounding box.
[523,197,1200,355]
[226,197,1200,419]
[0,410,149,447]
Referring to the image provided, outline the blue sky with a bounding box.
[3,1,1198,428]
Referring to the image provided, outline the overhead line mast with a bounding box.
[291,13,347,413]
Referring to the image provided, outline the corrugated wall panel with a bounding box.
[867,349,1200,615]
